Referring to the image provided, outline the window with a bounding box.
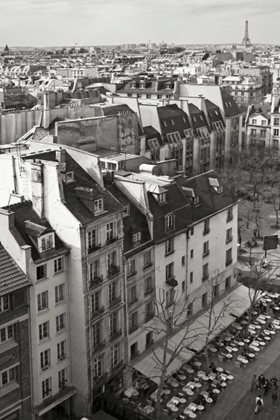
[165,238,174,255]
[108,282,117,303]
[166,262,174,281]
[182,281,185,292]
[184,129,194,138]
[92,321,101,347]
[190,272,193,284]
[130,342,138,360]
[40,349,50,370]
[147,94,151,99]
[56,313,66,332]
[213,284,219,297]
[166,214,174,231]
[203,241,209,257]
[274,129,279,136]
[91,291,100,313]
[133,232,141,246]
[157,95,162,99]
[54,257,63,273]
[226,228,233,243]
[109,311,118,336]
[0,295,9,313]
[57,340,66,361]
[145,276,153,294]
[182,117,187,123]
[127,259,136,276]
[144,251,152,268]
[227,207,233,222]
[187,302,193,316]
[41,234,54,252]
[124,205,130,216]
[190,249,194,258]
[261,120,266,126]
[65,171,74,183]
[37,291,48,312]
[89,260,101,281]
[0,367,16,387]
[106,222,116,241]
[129,312,138,333]
[182,256,185,266]
[260,129,266,137]
[111,343,119,368]
[88,229,98,249]
[202,292,207,308]
[39,321,49,340]
[145,301,153,321]
[42,378,51,399]
[274,118,280,126]
[94,199,103,214]
[159,193,166,203]
[171,119,175,126]
[55,284,65,303]
[0,325,14,344]
[93,355,102,378]
[128,286,137,304]
[146,332,153,348]
[107,251,117,272]
[58,368,67,389]
[251,129,257,136]
[203,218,210,234]
[226,248,232,266]
[202,263,209,281]
[166,289,175,307]
[225,276,231,289]
[166,132,181,144]
[190,226,194,236]
[37,264,47,281]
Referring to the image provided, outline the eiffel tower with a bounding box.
[242,20,251,47]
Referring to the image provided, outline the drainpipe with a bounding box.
[12,155,18,194]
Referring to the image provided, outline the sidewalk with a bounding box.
[200,328,280,420]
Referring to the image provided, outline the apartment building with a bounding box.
[0,203,72,420]
[244,107,271,148]
[220,75,263,108]
[0,146,125,417]
[0,244,31,420]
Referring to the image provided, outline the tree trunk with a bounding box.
[155,368,166,420]
[276,210,279,228]
[204,338,210,368]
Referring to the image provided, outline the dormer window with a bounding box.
[40,233,55,252]
[65,171,75,184]
[166,214,174,232]
[182,117,187,123]
[124,205,130,216]
[94,199,103,215]
[193,196,200,206]
[184,129,194,138]
[133,232,141,247]
[130,82,136,89]
[159,193,166,204]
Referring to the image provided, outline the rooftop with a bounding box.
[0,243,30,296]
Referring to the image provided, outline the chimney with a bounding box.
[31,161,44,219]
[56,147,66,164]
[0,208,15,230]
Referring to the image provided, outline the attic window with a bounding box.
[193,117,197,122]
[215,111,219,116]
[40,234,55,252]
[166,132,181,145]
[163,121,167,127]
[193,196,200,206]
[184,129,194,138]
[159,193,166,204]
[200,116,203,121]
[124,205,130,216]
[133,232,141,247]
[209,177,224,194]
[66,171,75,183]
[171,119,175,126]
[229,103,232,107]
[94,199,103,215]
[182,117,187,123]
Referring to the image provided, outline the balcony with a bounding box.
[106,236,118,246]
[226,236,233,244]
[109,296,122,309]
[88,244,101,255]
[166,276,178,288]
[144,287,154,297]
[92,339,106,354]
[129,324,139,334]
[226,258,233,267]
[89,275,103,290]
[145,313,154,323]
[128,297,138,306]
[111,359,123,373]
[143,262,153,271]
[107,265,120,279]
[127,271,137,280]
[203,228,210,235]
[130,351,140,361]
[110,329,122,342]
[202,250,210,258]
[91,306,105,320]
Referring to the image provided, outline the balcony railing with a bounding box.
[129,324,139,334]
[88,244,101,255]
[226,258,233,267]
[109,296,122,309]
[106,236,118,246]
[89,275,103,289]
[111,359,123,373]
[128,297,138,306]
[91,306,105,320]
[109,329,122,342]
[107,265,120,279]
[166,276,178,288]
[92,339,106,354]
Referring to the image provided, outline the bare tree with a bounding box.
[202,271,236,367]
[140,287,202,420]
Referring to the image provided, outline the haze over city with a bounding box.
[1,0,280,46]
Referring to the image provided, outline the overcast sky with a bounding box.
[0,0,279,47]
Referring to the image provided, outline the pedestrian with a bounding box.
[255,395,264,413]
[264,379,269,396]
[251,375,258,391]
[272,391,278,407]
[258,374,265,390]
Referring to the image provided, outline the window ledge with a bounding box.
[202,251,210,258]
[37,308,50,316]
[0,340,17,355]
[54,300,66,308]
[165,250,175,257]
[0,382,19,399]
[226,237,233,244]
[39,337,51,346]
[53,270,64,276]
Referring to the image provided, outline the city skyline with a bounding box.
[0,0,279,47]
